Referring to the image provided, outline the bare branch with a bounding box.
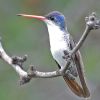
[71,12,100,55]
[0,41,67,85]
[0,12,100,85]
[0,42,28,77]
[62,12,100,73]
[71,25,90,55]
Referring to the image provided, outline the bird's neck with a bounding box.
[46,24,70,49]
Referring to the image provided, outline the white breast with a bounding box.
[46,22,70,68]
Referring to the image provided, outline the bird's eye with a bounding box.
[50,16,55,21]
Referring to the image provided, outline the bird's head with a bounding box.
[17,11,66,30]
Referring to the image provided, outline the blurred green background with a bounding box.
[0,0,100,100]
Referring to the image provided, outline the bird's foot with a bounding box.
[65,70,75,80]
[62,50,71,61]
[67,66,78,77]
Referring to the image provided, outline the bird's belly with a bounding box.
[51,45,69,68]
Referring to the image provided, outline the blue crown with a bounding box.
[45,11,66,30]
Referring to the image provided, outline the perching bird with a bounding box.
[17,11,90,98]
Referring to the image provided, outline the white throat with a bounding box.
[45,20,70,68]
[45,21,70,50]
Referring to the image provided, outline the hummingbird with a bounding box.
[17,11,90,98]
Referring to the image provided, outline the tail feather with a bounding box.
[75,51,90,97]
[69,35,90,98]
[63,76,84,97]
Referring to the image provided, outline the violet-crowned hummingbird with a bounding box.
[17,11,90,98]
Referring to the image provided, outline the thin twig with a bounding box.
[62,12,100,73]
[71,25,90,55]
[0,42,28,77]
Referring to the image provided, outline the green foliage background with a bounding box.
[0,0,100,100]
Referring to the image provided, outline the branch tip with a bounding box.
[12,55,28,68]
[85,12,100,30]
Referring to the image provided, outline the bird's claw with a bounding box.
[62,50,71,60]
[65,70,75,80]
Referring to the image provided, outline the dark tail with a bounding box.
[63,51,90,98]
[74,51,90,98]
[63,76,84,97]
